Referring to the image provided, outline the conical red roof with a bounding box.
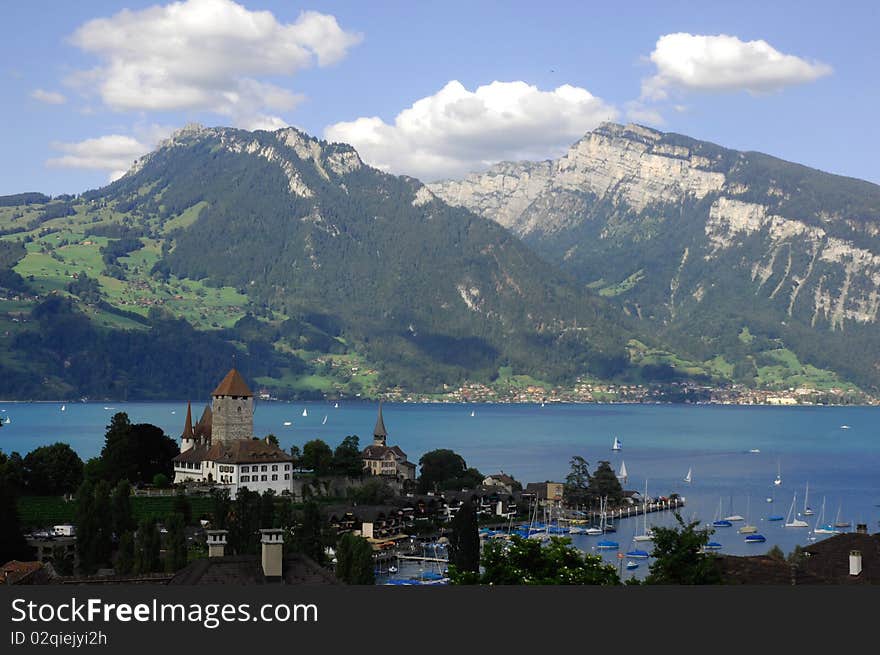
[181,401,194,439]
[212,369,253,397]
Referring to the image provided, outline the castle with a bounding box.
[360,402,416,481]
[172,369,294,497]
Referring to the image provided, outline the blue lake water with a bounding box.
[2,400,878,571]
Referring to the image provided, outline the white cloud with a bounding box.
[325,80,618,181]
[624,101,665,126]
[642,33,832,100]
[66,0,360,127]
[31,89,67,105]
[46,124,177,181]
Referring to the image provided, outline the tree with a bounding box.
[766,545,785,561]
[564,455,591,507]
[165,513,188,572]
[332,435,363,477]
[74,480,98,573]
[265,434,279,448]
[99,413,179,486]
[228,488,261,555]
[451,535,619,585]
[133,519,161,574]
[0,451,30,563]
[116,531,134,575]
[92,481,114,568]
[644,513,721,585]
[210,489,231,530]
[335,533,375,585]
[22,443,83,495]
[259,489,276,530]
[349,478,394,505]
[289,445,302,471]
[301,439,333,476]
[588,460,623,506]
[418,449,467,493]
[111,480,135,537]
[173,489,192,525]
[290,501,327,565]
[449,500,480,575]
[152,473,169,488]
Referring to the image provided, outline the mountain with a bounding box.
[0,124,660,399]
[429,122,880,391]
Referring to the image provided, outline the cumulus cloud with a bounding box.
[31,89,67,105]
[325,80,618,181]
[46,124,177,181]
[642,33,832,100]
[66,0,360,127]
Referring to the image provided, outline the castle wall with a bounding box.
[211,395,254,443]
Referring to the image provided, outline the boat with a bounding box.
[470,410,475,417]
[334,402,339,408]
[584,527,604,536]
[813,497,839,535]
[767,514,784,521]
[617,460,628,484]
[749,448,761,453]
[612,436,622,451]
[322,415,328,425]
[387,566,398,574]
[840,425,850,429]
[626,561,639,570]
[596,540,619,550]
[702,542,723,551]
[833,501,850,528]
[625,547,650,559]
[4,416,9,425]
[633,481,654,541]
[774,460,782,487]
[712,498,732,528]
[744,534,766,544]
[302,409,308,417]
[61,404,66,412]
[683,467,692,484]
[784,493,809,528]
[802,482,814,516]
[723,494,745,522]
[283,421,292,427]
[738,497,758,534]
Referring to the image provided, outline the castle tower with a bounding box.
[373,401,387,447]
[211,368,254,444]
[180,401,195,452]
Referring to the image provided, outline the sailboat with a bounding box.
[302,408,308,417]
[723,494,745,522]
[322,415,328,425]
[784,493,809,528]
[4,416,9,424]
[802,482,814,516]
[744,533,766,544]
[634,481,654,541]
[611,436,622,451]
[334,402,339,409]
[738,497,758,534]
[60,404,66,412]
[283,421,292,427]
[712,499,732,528]
[773,460,782,487]
[833,501,851,529]
[683,467,692,484]
[617,461,628,484]
[470,410,475,417]
[813,497,839,535]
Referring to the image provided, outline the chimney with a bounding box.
[856,523,868,534]
[849,550,862,576]
[260,529,284,581]
[206,530,228,558]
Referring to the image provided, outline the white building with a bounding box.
[173,369,294,498]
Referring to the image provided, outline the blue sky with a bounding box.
[1,0,877,195]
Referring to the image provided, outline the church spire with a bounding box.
[373,401,387,446]
[182,401,194,439]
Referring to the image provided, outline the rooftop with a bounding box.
[212,368,253,397]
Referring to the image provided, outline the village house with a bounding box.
[172,369,294,498]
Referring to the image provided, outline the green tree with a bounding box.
[452,535,619,585]
[259,489,276,530]
[133,519,161,574]
[111,480,135,538]
[210,489,231,530]
[289,445,302,471]
[302,439,333,476]
[291,501,327,565]
[116,531,134,575]
[335,533,375,585]
[152,473,169,488]
[92,481,114,568]
[173,489,192,525]
[165,513,188,572]
[74,480,98,573]
[22,443,83,495]
[588,460,624,506]
[228,488,261,555]
[449,500,480,575]
[349,478,394,505]
[99,413,179,486]
[0,451,30,562]
[564,455,591,507]
[332,435,363,477]
[645,513,721,585]
[265,434,280,448]
[418,449,467,493]
[766,545,785,561]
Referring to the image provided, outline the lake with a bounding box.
[2,400,878,572]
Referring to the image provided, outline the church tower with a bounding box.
[180,401,195,452]
[373,401,387,447]
[211,368,254,444]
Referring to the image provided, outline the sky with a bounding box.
[1,0,878,195]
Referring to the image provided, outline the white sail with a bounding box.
[618,461,628,483]
[612,436,622,451]
[684,467,692,484]
[302,409,308,417]
[322,415,327,425]
[785,493,809,527]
